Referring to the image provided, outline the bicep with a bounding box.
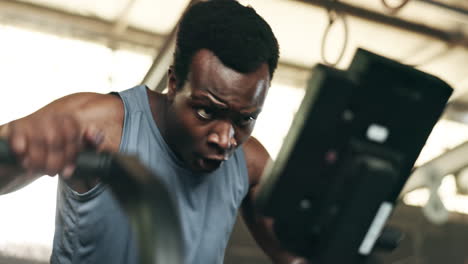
[241,136,272,225]
[240,141,285,262]
[241,136,272,216]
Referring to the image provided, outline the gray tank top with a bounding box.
[51,85,249,264]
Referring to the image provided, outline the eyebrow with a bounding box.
[191,92,228,109]
[242,109,262,117]
[191,92,261,116]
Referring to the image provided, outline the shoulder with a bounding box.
[53,92,124,151]
[40,92,123,116]
[242,136,272,187]
[72,93,123,120]
[52,92,123,126]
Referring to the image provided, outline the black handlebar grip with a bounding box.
[0,138,17,165]
[73,151,113,180]
[375,225,404,252]
[0,138,112,179]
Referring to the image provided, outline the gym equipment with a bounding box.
[401,141,468,224]
[255,48,453,264]
[0,139,183,264]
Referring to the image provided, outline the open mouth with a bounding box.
[198,158,223,171]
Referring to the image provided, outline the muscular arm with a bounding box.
[242,137,307,264]
[0,92,123,195]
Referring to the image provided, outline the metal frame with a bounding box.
[3,0,468,92]
[0,0,165,52]
[294,0,468,46]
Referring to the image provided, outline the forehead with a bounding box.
[186,49,270,110]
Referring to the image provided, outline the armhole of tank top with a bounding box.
[118,86,140,153]
[60,179,107,202]
[109,91,120,97]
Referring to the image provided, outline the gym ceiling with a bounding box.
[1,0,468,152]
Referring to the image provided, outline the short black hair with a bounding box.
[174,0,280,89]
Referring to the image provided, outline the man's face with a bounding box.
[166,49,270,173]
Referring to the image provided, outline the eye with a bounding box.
[196,108,214,120]
[238,115,255,126]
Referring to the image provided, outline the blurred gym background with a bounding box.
[0,0,468,263]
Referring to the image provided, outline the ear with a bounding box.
[167,66,177,100]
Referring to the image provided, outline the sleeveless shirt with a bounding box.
[51,85,250,264]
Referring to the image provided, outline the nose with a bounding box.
[207,121,237,152]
